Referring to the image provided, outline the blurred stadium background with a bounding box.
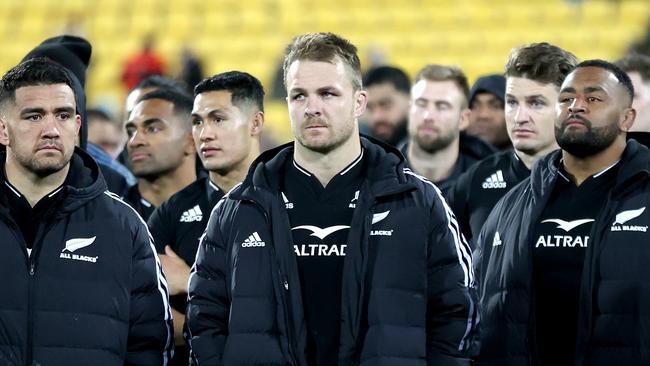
[1,0,648,142]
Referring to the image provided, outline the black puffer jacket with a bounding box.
[0,148,174,365]
[187,137,478,366]
[475,140,650,366]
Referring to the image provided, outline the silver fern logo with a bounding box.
[611,207,647,232]
[60,236,99,263]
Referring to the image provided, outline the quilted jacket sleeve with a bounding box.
[425,186,479,365]
[186,201,230,365]
[126,217,175,365]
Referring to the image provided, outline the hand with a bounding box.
[171,308,186,346]
[159,246,191,296]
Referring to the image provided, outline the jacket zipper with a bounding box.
[249,199,299,366]
[26,260,35,366]
[25,211,58,366]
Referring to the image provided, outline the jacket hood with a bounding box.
[0,147,107,214]
[459,131,498,160]
[531,140,650,199]
[231,135,415,201]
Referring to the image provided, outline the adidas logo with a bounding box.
[242,232,266,247]
[482,170,507,189]
[180,205,203,222]
[492,231,503,247]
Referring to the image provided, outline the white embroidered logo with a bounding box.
[242,232,266,247]
[611,207,648,232]
[541,218,595,232]
[180,205,203,222]
[60,237,99,263]
[282,192,293,209]
[292,225,350,240]
[482,170,507,189]
[492,232,502,247]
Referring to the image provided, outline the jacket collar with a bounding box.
[0,147,107,214]
[230,135,416,202]
[531,140,650,199]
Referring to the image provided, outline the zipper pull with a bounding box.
[283,280,289,290]
[29,263,35,276]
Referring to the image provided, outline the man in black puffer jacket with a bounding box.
[0,57,173,364]
[476,60,650,365]
[187,32,478,366]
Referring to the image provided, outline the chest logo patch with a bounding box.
[541,218,594,232]
[60,236,99,263]
[292,225,350,240]
[611,207,647,232]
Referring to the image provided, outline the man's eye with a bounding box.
[26,115,41,121]
[530,100,546,108]
[506,99,517,107]
[292,94,305,101]
[147,126,161,133]
[192,119,203,126]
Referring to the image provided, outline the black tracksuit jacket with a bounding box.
[0,148,173,365]
[187,138,478,365]
[475,140,650,365]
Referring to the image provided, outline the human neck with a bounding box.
[4,159,69,207]
[138,159,196,206]
[561,138,626,186]
[209,143,260,193]
[515,142,559,169]
[407,137,459,182]
[293,136,362,187]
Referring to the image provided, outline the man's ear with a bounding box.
[250,111,264,136]
[354,90,368,118]
[184,131,197,155]
[459,108,471,130]
[0,117,9,146]
[620,107,636,132]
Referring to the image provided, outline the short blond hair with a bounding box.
[415,65,469,107]
[283,32,362,91]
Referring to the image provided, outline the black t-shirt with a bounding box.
[147,177,222,366]
[123,184,155,221]
[283,151,365,366]
[448,150,530,245]
[532,160,619,366]
[2,174,68,251]
[148,177,223,266]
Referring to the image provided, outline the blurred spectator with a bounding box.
[179,47,204,95]
[86,108,136,191]
[616,53,650,132]
[120,35,166,91]
[124,75,188,120]
[361,66,411,146]
[87,108,124,159]
[401,64,496,198]
[466,74,511,150]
